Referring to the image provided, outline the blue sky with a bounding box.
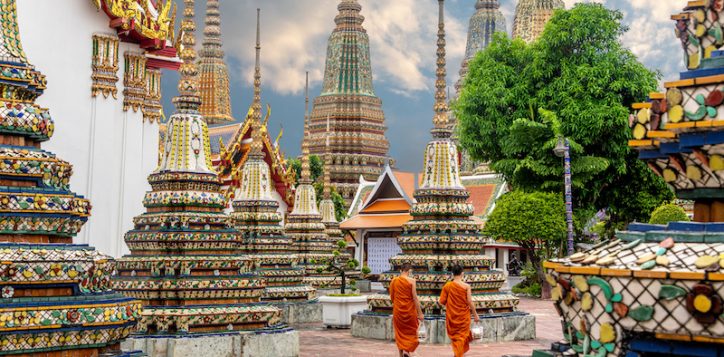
[161,0,687,172]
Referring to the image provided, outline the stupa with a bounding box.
[112,2,298,355]
[352,0,532,345]
[229,10,316,304]
[512,0,564,43]
[0,0,142,354]
[454,0,507,175]
[307,0,392,203]
[285,76,346,291]
[198,0,234,125]
[539,2,724,356]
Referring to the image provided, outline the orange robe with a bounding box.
[440,281,473,357]
[390,277,419,352]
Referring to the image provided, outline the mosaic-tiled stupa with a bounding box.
[541,2,724,356]
[512,0,564,44]
[230,11,316,303]
[0,0,142,354]
[112,0,282,335]
[367,0,518,315]
[284,79,343,290]
[198,0,234,125]
[306,0,392,202]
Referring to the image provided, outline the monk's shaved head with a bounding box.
[400,264,412,273]
[451,265,463,276]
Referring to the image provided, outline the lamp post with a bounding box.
[554,136,575,256]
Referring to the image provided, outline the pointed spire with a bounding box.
[432,0,450,139]
[173,0,202,113]
[249,8,264,158]
[323,116,332,200]
[300,71,312,184]
[202,0,224,57]
[335,0,364,31]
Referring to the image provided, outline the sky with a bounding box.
[161,0,687,173]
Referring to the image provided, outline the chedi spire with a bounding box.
[198,0,234,124]
[307,0,392,203]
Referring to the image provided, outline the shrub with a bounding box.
[649,203,689,225]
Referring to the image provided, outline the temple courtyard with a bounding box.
[299,297,560,357]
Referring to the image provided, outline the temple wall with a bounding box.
[16,0,159,257]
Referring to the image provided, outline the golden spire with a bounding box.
[323,115,332,200]
[173,0,202,113]
[300,71,312,184]
[249,8,264,158]
[432,0,451,139]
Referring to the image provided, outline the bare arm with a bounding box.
[467,285,479,322]
[411,280,424,320]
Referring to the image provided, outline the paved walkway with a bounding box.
[299,297,561,357]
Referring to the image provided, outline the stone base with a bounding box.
[351,312,535,344]
[121,329,299,357]
[271,300,322,325]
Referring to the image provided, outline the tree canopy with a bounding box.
[455,3,673,228]
[288,155,323,183]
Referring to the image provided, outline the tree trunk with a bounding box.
[528,249,551,299]
[340,271,346,295]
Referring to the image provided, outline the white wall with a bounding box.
[16,0,159,257]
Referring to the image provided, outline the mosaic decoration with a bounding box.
[229,12,316,303]
[512,0,564,43]
[142,67,162,123]
[112,0,283,336]
[285,73,352,290]
[122,52,146,112]
[0,1,142,354]
[198,0,233,125]
[367,0,518,315]
[307,0,391,203]
[91,33,119,99]
[541,3,724,356]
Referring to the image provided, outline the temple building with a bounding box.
[198,0,234,125]
[111,3,297,355]
[0,0,142,354]
[230,9,316,304]
[307,0,392,203]
[15,0,180,257]
[453,0,507,175]
[203,1,295,214]
[342,167,522,276]
[512,0,565,43]
[542,3,724,355]
[352,0,532,345]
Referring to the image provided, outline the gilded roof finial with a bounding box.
[300,71,312,184]
[249,8,264,158]
[172,0,202,113]
[432,0,451,139]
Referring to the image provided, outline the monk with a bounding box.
[389,263,424,357]
[439,264,480,357]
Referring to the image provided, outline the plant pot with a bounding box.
[318,295,368,328]
[356,279,372,292]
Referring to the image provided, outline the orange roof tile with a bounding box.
[360,199,411,214]
[392,171,416,198]
[340,213,412,230]
[466,184,496,216]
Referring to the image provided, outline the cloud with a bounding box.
[208,0,466,96]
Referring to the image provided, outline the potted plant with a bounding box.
[317,240,368,328]
[356,265,372,292]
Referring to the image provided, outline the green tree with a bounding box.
[455,3,671,229]
[649,203,689,225]
[484,190,566,298]
[288,155,323,182]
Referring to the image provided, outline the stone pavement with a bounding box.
[299,297,561,357]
